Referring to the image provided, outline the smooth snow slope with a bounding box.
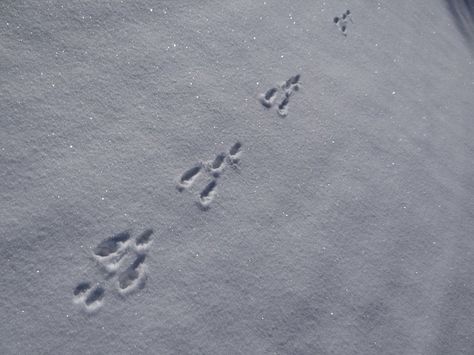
[1,0,473,354]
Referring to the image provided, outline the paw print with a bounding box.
[258,74,302,117]
[334,10,353,36]
[176,142,242,210]
[73,229,153,313]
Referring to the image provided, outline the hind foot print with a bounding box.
[177,165,202,191]
[84,286,105,312]
[259,87,278,108]
[198,180,217,209]
[117,254,147,295]
[94,231,130,257]
[285,74,301,88]
[93,231,131,273]
[134,228,154,252]
[227,141,242,165]
[205,152,227,177]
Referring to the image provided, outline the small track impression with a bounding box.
[85,286,105,306]
[73,282,91,297]
[176,142,243,209]
[73,228,154,313]
[228,141,242,164]
[277,96,290,117]
[258,74,302,117]
[199,180,218,210]
[259,87,278,108]
[208,153,227,177]
[118,254,147,294]
[334,10,353,36]
[177,165,202,192]
[135,229,153,251]
[93,231,131,273]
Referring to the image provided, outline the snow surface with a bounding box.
[1,0,473,354]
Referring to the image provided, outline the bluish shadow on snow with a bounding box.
[445,0,474,48]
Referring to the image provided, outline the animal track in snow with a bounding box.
[258,87,279,108]
[93,231,130,257]
[281,74,301,94]
[259,74,301,117]
[73,283,105,313]
[134,228,153,252]
[85,286,105,306]
[73,282,91,297]
[118,254,147,295]
[176,165,202,192]
[228,141,242,164]
[93,231,131,273]
[198,180,218,209]
[177,142,242,209]
[205,152,227,177]
[334,10,352,36]
[277,95,290,117]
[73,228,154,313]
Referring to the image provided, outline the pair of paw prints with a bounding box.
[334,10,353,36]
[259,74,301,117]
[73,282,105,313]
[73,229,153,313]
[176,142,242,210]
